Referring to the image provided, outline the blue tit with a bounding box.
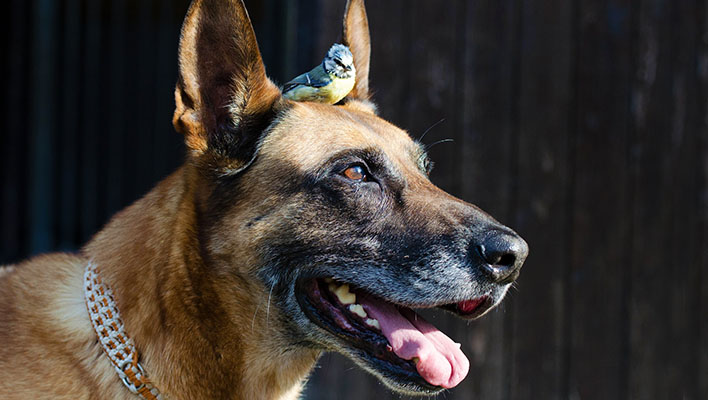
[282,43,356,104]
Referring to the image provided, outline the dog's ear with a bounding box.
[173,0,282,172]
[342,0,371,101]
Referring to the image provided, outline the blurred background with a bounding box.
[1,0,706,398]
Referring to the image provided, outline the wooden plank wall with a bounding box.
[1,0,706,398]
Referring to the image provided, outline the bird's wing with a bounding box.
[283,70,331,93]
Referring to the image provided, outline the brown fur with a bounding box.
[342,0,371,101]
[0,0,527,398]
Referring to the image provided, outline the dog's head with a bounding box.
[173,0,527,395]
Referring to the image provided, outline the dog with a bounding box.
[0,0,528,398]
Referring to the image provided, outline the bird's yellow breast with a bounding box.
[285,75,355,104]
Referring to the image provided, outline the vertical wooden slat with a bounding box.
[0,3,7,158]
[366,1,406,125]
[57,0,82,250]
[164,0,191,173]
[568,0,632,398]
[29,0,59,253]
[700,1,708,391]
[152,0,169,176]
[690,0,706,397]
[669,2,703,398]
[701,61,708,398]
[142,1,159,194]
[509,0,574,399]
[701,192,708,397]
[280,0,298,81]
[121,2,139,205]
[127,0,154,201]
[458,2,519,399]
[106,0,127,217]
[79,0,102,242]
[295,0,319,73]
[94,3,109,226]
[247,0,281,81]
[405,1,463,194]
[629,0,702,398]
[151,0,183,179]
[1,0,31,263]
[0,1,9,259]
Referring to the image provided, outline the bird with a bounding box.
[282,43,356,104]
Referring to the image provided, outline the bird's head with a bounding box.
[323,43,355,79]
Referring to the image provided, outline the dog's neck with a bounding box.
[83,166,319,400]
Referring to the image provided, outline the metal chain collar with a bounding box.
[84,262,164,400]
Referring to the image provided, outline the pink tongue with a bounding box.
[359,296,469,388]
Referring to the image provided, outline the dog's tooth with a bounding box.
[365,318,380,330]
[334,284,356,305]
[348,304,367,318]
[454,342,461,348]
[412,357,420,365]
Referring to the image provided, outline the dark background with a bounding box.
[1,0,706,399]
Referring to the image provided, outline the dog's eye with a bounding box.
[343,165,368,182]
[419,156,433,175]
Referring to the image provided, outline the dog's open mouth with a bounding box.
[295,278,491,392]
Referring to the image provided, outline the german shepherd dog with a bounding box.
[0,0,528,398]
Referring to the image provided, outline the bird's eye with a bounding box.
[342,165,368,182]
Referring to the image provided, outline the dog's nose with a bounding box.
[475,229,528,284]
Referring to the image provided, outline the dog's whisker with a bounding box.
[266,282,275,328]
[417,118,446,142]
[424,138,454,151]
